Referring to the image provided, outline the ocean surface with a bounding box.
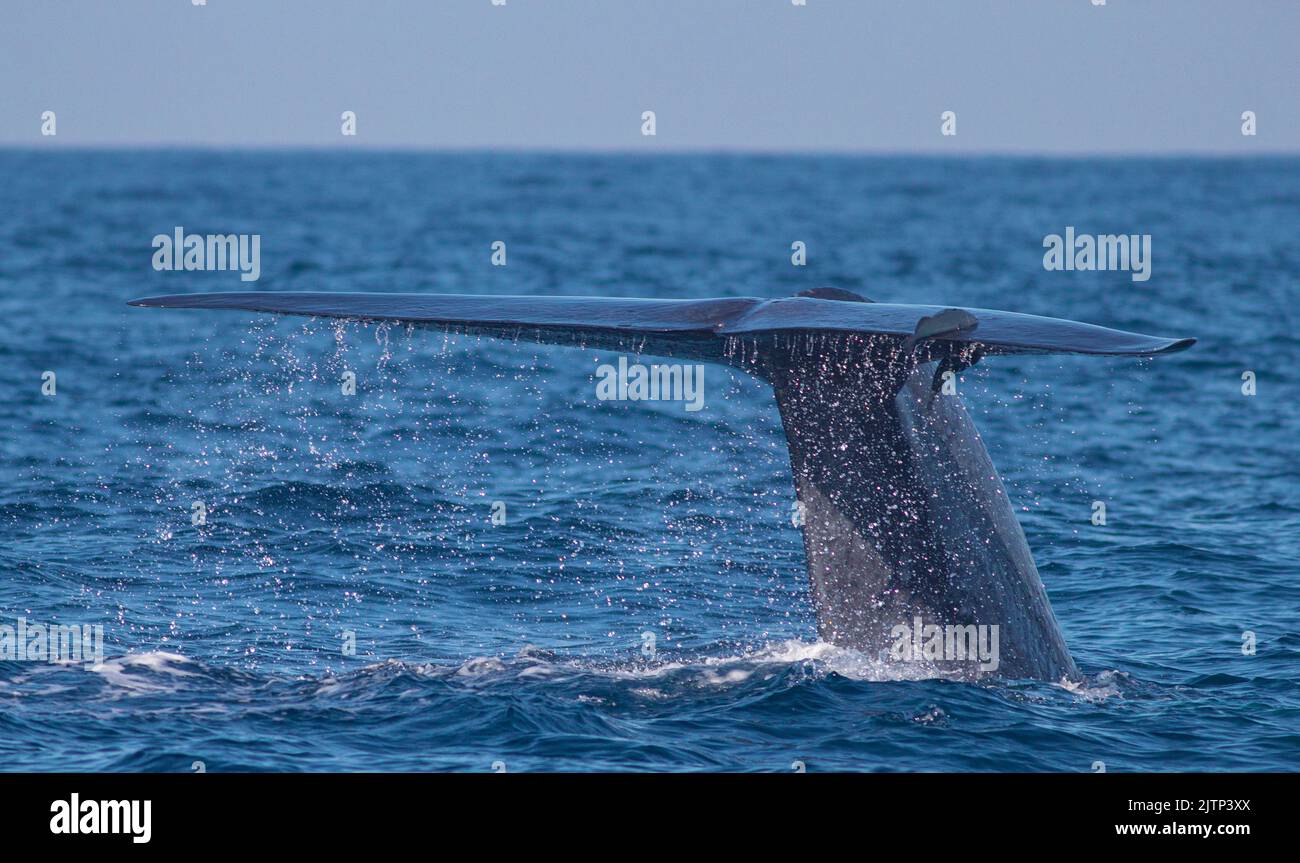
[0,151,1296,772]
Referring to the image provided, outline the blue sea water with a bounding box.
[0,151,1296,772]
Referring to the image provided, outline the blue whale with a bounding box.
[130,288,1194,681]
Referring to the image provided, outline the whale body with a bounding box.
[129,289,1194,681]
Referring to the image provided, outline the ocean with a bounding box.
[0,151,1296,771]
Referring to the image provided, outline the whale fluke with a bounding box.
[128,291,1194,357]
[129,290,1194,680]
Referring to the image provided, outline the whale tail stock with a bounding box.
[128,289,1194,681]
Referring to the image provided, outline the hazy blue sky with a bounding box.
[3,0,1297,153]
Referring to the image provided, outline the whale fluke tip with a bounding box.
[1160,337,1197,354]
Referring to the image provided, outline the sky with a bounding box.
[2,0,1297,153]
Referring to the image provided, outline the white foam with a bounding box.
[89,651,197,693]
[1057,669,1126,702]
[556,639,956,685]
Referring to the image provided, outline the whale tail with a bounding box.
[129,289,1193,680]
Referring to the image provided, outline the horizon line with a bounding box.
[2,143,1297,159]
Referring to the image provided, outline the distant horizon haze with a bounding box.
[3,0,1297,154]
